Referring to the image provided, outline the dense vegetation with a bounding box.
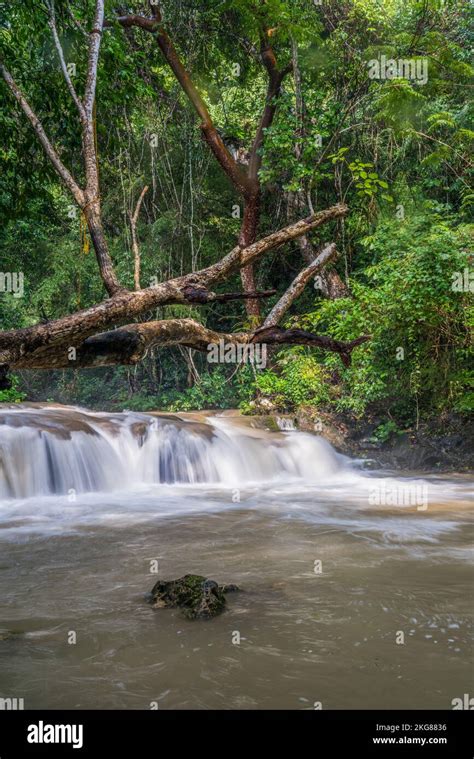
[0,0,472,428]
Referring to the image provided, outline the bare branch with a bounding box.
[113,15,157,32]
[129,185,149,290]
[263,243,337,328]
[131,184,149,226]
[181,287,276,303]
[294,219,350,300]
[47,0,86,120]
[83,0,105,119]
[252,327,370,367]
[77,1,123,296]
[238,204,347,270]
[7,319,246,369]
[81,1,103,197]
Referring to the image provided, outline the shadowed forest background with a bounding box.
[0,0,472,435]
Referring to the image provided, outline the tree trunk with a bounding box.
[83,199,122,296]
[239,192,261,319]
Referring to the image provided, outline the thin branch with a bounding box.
[129,185,149,290]
[65,5,89,38]
[412,130,473,169]
[47,0,86,120]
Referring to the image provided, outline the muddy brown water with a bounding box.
[0,407,472,709]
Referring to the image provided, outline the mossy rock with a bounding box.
[147,574,239,619]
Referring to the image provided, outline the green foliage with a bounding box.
[298,207,473,419]
[0,375,26,403]
[161,368,253,412]
[249,349,332,411]
[328,154,394,202]
[369,420,402,443]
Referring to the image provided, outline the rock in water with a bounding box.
[148,574,239,619]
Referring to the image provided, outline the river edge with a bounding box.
[252,409,473,473]
[179,406,474,474]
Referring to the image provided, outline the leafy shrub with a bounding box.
[250,348,332,411]
[162,367,253,412]
[0,374,26,403]
[298,207,472,421]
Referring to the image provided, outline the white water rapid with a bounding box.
[0,405,343,498]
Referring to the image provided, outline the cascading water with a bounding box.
[0,405,345,498]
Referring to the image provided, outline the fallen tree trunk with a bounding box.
[11,318,369,370]
[0,205,348,369]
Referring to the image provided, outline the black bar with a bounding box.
[0,710,472,757]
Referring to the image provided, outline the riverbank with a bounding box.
[248,409,473,473]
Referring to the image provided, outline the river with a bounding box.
[0,405,472,709]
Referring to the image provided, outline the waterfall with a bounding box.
[0,406,346,498]
[275,416,296,431]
